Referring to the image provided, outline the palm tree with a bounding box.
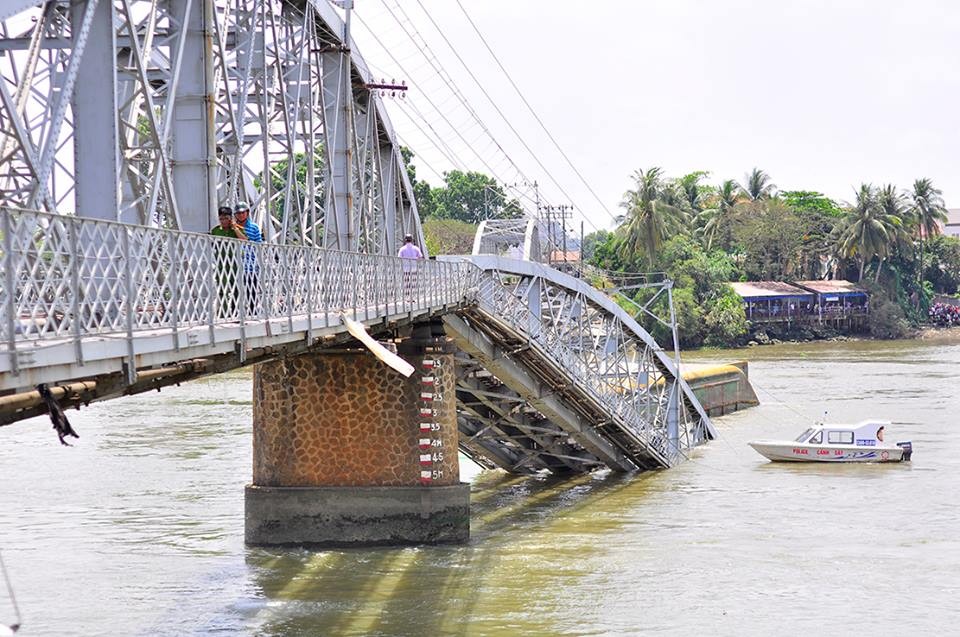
[838,184,903,281]
[910,178,948,292]
[674,171,710,213]
[698,179,742,250]
[873,184,910,281]
[740,167,776,201]
[617,167,688,268]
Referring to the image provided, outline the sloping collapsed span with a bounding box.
[448,255,715,473]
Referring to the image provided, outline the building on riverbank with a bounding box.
[727,281,814,324]
[937,209,960,238]
[729,280,868,330]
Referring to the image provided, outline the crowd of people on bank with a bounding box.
[928,302,960,326]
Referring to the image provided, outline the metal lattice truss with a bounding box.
[448,256,716,471]
[0,0,422,252]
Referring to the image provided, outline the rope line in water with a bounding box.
[0,549,21,633]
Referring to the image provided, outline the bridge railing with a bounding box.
[1,207,479,352]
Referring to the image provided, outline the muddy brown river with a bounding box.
[1,334,958,635]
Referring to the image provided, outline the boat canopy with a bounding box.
[801,420,891,446]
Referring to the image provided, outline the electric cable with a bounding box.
[368,0,607,235]
[453,0,619,225]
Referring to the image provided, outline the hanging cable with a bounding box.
[360,3,592,229]
[453,0,618,225]
[352,11,521,189]
[0,550,21,634]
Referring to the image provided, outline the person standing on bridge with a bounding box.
[210,206,243,317]
[234,202,263,315]
[398,234,424,301]
[211,205,247,240]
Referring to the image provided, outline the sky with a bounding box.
[346,0,960,234]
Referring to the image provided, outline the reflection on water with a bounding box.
[2,336,960,635]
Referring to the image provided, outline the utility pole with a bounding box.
[542,204,572,268]
[580,220,585,275]
[533,180,541,220]
[560,205,569,263]
[542,204,556,265]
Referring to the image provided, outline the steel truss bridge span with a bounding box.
[448,256,715,473]
[0,0,714,473]
[0,207,713,472]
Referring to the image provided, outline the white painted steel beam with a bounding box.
[71,0,120,221]
[169,0,217,233]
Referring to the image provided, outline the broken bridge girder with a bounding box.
[444,255,715,474]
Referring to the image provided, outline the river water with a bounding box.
[1,334,959,636]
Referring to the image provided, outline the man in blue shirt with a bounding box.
[234,202,263,315]
[233,201,263,243]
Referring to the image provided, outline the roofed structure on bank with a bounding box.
[549,250,581,264]
[727,281,814,303]
[939,209,960,239]
[794,280,868,305]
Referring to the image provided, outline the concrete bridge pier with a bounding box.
[245,321,469,547]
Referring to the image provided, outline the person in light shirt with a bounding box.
[398,234,424,299]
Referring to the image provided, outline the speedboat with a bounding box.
[748,420,912,463]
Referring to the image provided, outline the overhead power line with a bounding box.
[453,0,617,224]
[402,0,602,234]
[352,10,520,190]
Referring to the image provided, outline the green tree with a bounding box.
[923,235,960,294]
[427,170,520,223]
[673,171,711,213]
[780,190,844,279]
[731,199,808,280]
[698,179,742,250]
[629,236,745,348]
[838,184,903,282]
[422,218,477,256]
[780,190,843,217]
[909,177,949,295]
[740,167,776,201]
[400,146,435,218]
[874,184,912,282]
[582,229,613,262]
[258,145,325,243]
[589,231,632,271]
[865,286,911,339]
[703,288,749,347]
[616,167,689,268]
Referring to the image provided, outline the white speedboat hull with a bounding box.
[749,441,907,463]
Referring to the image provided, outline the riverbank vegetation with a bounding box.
[585,168,960,347]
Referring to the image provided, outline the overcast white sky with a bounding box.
[348,1,959,232]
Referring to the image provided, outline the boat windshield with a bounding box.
[794,428,815,442]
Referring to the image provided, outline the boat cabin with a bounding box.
[794,420,890,447]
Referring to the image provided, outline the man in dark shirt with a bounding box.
[210,206,241,318]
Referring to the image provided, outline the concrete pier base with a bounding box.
[245,320,467,547]
[245,483,471,547]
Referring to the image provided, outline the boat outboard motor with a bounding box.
[896,441,913,461]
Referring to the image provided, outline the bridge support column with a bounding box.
[245,321,468,547]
